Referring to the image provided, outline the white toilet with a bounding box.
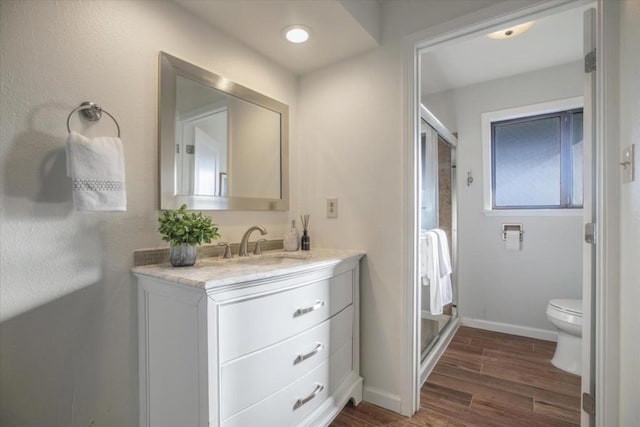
[546,298,583,376]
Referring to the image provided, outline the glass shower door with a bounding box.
[419,119,456,364]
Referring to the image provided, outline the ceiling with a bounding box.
[174,0,381,75]
[420,4,594,97]
[173,1,592,89]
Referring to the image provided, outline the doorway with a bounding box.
[401,1,609,424]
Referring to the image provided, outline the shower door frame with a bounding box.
[417,104,459,386]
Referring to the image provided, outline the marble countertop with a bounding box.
[132,248,365,289]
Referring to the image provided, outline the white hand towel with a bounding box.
[420,229,454,314]
[433,229,453,306]
[426,231,444,314]
[66,131,126,211]
[433,229,452,277]
[420,231,435,287]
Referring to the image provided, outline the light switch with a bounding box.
[327,198,338,218]
[621,144,635,184]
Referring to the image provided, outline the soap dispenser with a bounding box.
[283,220,299,251]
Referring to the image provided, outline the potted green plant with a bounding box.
[158,204,221,267]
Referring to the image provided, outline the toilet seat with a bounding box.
[549,299,582,316]
[547,299,582,326]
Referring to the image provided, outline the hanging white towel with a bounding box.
[432,229,452,277]
[420,229,453,315]
[66,131,126,211]
[433,229,453,307]
[420,230,437,288]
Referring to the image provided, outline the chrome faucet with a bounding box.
[239,225,267,257]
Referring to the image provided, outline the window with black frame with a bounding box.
[491,108,583,209]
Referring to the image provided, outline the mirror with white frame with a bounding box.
[159,52,289,210]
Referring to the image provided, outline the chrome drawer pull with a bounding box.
[293,300,325,318]
[293,343,324,365]
[293,383,324,410]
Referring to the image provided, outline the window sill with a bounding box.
[483,209,584,217]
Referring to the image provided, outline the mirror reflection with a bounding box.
[159,52,289,211]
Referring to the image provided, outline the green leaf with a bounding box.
[157,205,221,246]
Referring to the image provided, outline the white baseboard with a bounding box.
[461,317,558,342]
[362,386,402,413]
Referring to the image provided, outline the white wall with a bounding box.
[424,61,584,336]
[297,0,506,411]
[0,1,297,425]
[420,89,457,132]
[618,0,640,423]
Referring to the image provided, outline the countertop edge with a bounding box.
[132,249,365,289]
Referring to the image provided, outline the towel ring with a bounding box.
[66,101,121,138]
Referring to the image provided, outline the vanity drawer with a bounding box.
[220,305,353,419]
[218,270,353,363]
[222,341,353,427]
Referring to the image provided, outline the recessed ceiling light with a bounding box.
[283,25,311,44]
[487,21,535,40]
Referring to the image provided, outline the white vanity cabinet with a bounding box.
[134,250,363,427]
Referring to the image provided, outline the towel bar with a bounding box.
[66,101,121,137]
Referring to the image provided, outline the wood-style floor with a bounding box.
[331,326,581,427]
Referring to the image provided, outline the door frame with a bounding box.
[400,0,620,424]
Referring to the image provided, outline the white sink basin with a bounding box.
[234,251,312,265]
[200,251,312,267]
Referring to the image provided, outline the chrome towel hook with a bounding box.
[66,101,121,137]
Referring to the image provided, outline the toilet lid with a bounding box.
[549,299,583,316]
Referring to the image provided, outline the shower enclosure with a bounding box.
[418,104,459,385]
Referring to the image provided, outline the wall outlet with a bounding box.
[327,198,338,218]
